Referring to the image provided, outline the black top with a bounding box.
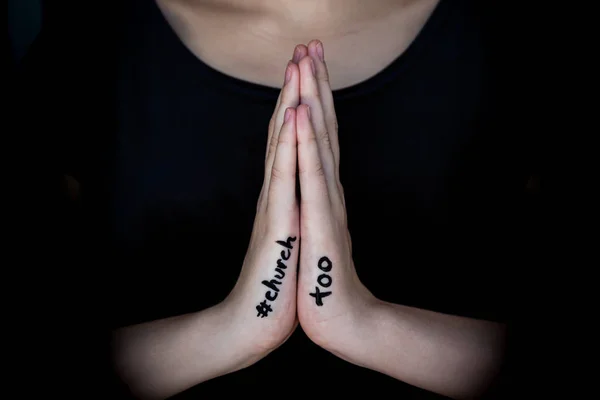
[16,0,537,397]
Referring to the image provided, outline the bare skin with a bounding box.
[112,2,507,399]
[294,39,507,400]
[111,46,305,400]
[156,0,440,90]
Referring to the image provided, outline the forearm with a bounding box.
[111,301,251,400]
[330,300,507,399]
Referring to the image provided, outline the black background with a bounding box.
[7,1,559,398]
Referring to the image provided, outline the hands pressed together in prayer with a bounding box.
[246,40,377,358]
[112,40,508,400]
[233,40,507,397]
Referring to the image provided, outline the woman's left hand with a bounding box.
[293,42,508,399]
[295,40,378,357]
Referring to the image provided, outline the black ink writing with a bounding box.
[318,256,332,272]
[255,236,297,317]
[274,268,285,279]
[310,256,333,306]
[317,274,331,287]
[256,300,273,318]
[265,291,278,301]
[276,237,296,249]
[309,286,332,306]
[262,278,281,292]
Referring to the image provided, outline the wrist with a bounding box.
[315,288,383,368]
[343,297,390,369]
[199,299,262,374]
[219,290,292,369]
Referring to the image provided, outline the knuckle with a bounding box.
[316,128,328,138]
[317,130,332,149]
[297,163,308,175]
[312,90,323,103]
[269,165,288,184]
[313,162,326,178]
[267,141,277,159]
[299,132,318,146]
[297,160,322,177]
[270,135,278,149]
[277,131,292,145]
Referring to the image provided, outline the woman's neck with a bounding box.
[188,0,411,39]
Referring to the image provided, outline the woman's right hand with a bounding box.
[222,45,307,365]
[111,46,309,400]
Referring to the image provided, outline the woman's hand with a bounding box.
[224,45,309,360]
[294,40,378,358]
[293,42,507,399]
[111,48,315,400]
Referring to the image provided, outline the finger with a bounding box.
[259,64,291,211]
[258,45,306,211]
[308,40,340,179]
[265,45,308,162]
[297,104,330,212]
[265,61,300,170]
[298,55,336,194]
[260,62,300,210]
[267,107,297,215]
[307,40,347,210]
[269,45,307,153]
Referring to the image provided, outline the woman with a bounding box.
[18,0,533,398]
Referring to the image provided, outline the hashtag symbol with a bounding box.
[256,300,273,318]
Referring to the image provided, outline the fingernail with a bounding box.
[316,41,324,62]
[284,61,292,85]
[306,105,311,119]
[284,108,291,123]
[310,58,316,76]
